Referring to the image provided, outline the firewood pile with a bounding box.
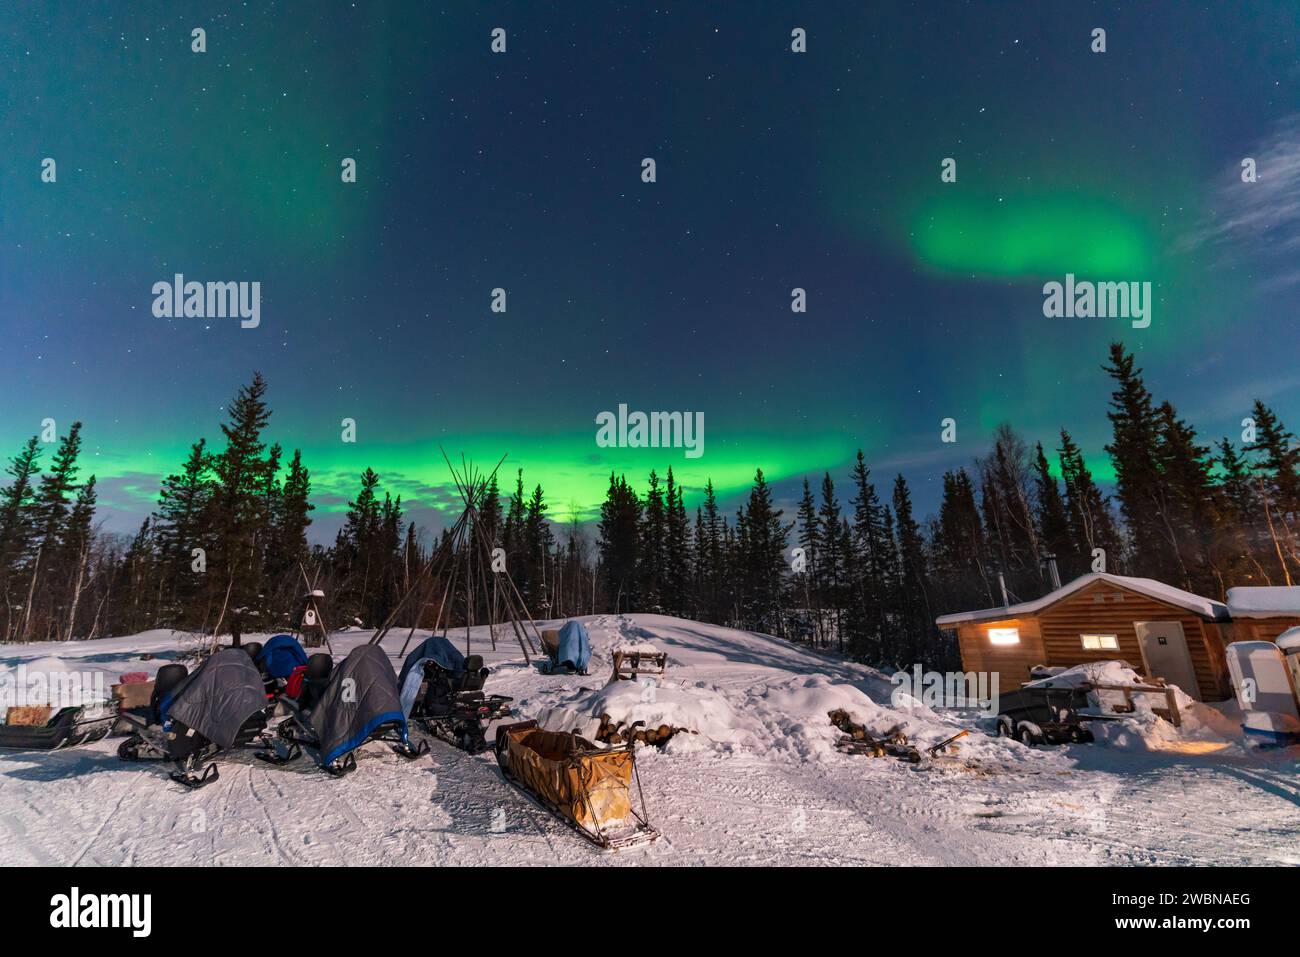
[594,713,694,747]
[828,709,920,762]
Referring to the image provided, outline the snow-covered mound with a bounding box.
[1025,660,1241,751]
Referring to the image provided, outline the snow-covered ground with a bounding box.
[1,614,1299,866]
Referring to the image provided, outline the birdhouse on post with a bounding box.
[297,589,329,648]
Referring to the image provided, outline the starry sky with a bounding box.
[3,1,1299,541]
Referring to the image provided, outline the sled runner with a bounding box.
[398,636,513,753]
[117,650,273,789]
[0,706,114,751]
[257,643,425,775]
[494,720,659,850]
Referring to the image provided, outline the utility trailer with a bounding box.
[992,684,1098,745]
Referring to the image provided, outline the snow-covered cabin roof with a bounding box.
[1225,586,1300,619]
[935,573,1229,627]
[1276,627,1300,652]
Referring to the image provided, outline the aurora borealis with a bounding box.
[2,2,1299,539]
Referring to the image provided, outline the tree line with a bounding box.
[1,344,1298,674]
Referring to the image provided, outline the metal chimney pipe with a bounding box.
[1044,553,1062,590]
[998,572,1010,608]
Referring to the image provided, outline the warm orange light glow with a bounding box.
[989,628,1020,646]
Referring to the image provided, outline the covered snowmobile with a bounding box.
[258,643,425,775]
[257,634,310,683]
[541,620,591,675]
[495,720,658,849]
[117,648,273,789]
[398,635,512,753]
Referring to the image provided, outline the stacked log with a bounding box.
[593,713,693,747]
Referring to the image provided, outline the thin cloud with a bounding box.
[1184,114,1300,286]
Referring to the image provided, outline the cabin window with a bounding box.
[988,627,1020,646]
[1080,633,1119,650]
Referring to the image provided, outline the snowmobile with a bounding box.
[396,635,511,753]
[248,634,309,703]
[116,649,274,789]
[257,643,426,776]
[410,653,513,753]
[495,719,659,850]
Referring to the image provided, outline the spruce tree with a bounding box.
[795,478,822,644]
[818,472,846,652]
[1103,343,1167,577]
[1032,441,1072,573]
[638,470,667,611]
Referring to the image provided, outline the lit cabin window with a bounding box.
[988,627,1020,645]
[1081,633,1119,650]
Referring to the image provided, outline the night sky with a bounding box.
[3,2,1299,540]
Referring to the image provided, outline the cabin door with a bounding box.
[1133,621,1201,700]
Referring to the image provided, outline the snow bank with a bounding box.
[529,668,989,765]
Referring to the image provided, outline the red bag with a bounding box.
[285,664,308,699]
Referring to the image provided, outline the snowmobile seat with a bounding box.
[242,641,264,662]
[299,653,334,712]
[460,655,489,695]
[150,664,189,724]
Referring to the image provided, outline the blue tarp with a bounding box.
[257,634,310,680]
[397,635,466,718]
[555,620,591,673]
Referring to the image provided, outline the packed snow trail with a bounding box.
[1,615,1298,865]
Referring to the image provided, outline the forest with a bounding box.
[1,342,1296,674]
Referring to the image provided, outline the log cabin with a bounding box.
[936,573,1232,701]
[1225,586,1300,643]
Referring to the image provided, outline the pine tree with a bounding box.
[1103,343,1168,578]
[1250,402,1300,509]
[1058,429,1121,574]
[663,468,690,615]
[0,436,42,639]
[153,439,211,625]
[21,422,84,639]
[597,473,640,612]
[892,474,941,665]
[737,469,790,636]
[1216,438,1273,583]
[818,472,846,653]
[694,479,723,621]
[208,374,274,629]
[795,478,822,644]
[847,451,891,658]
[638,470,667,611]
[60,477,97,639]
[1154,400,1220,593]
[1032,440,1072,575]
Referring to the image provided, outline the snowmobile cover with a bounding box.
[160,648,268,750]
[498,725,632,832]
[555,620,591,673]
[310,643,407,766]
[397,634,465,718]
[258,634,310,680]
